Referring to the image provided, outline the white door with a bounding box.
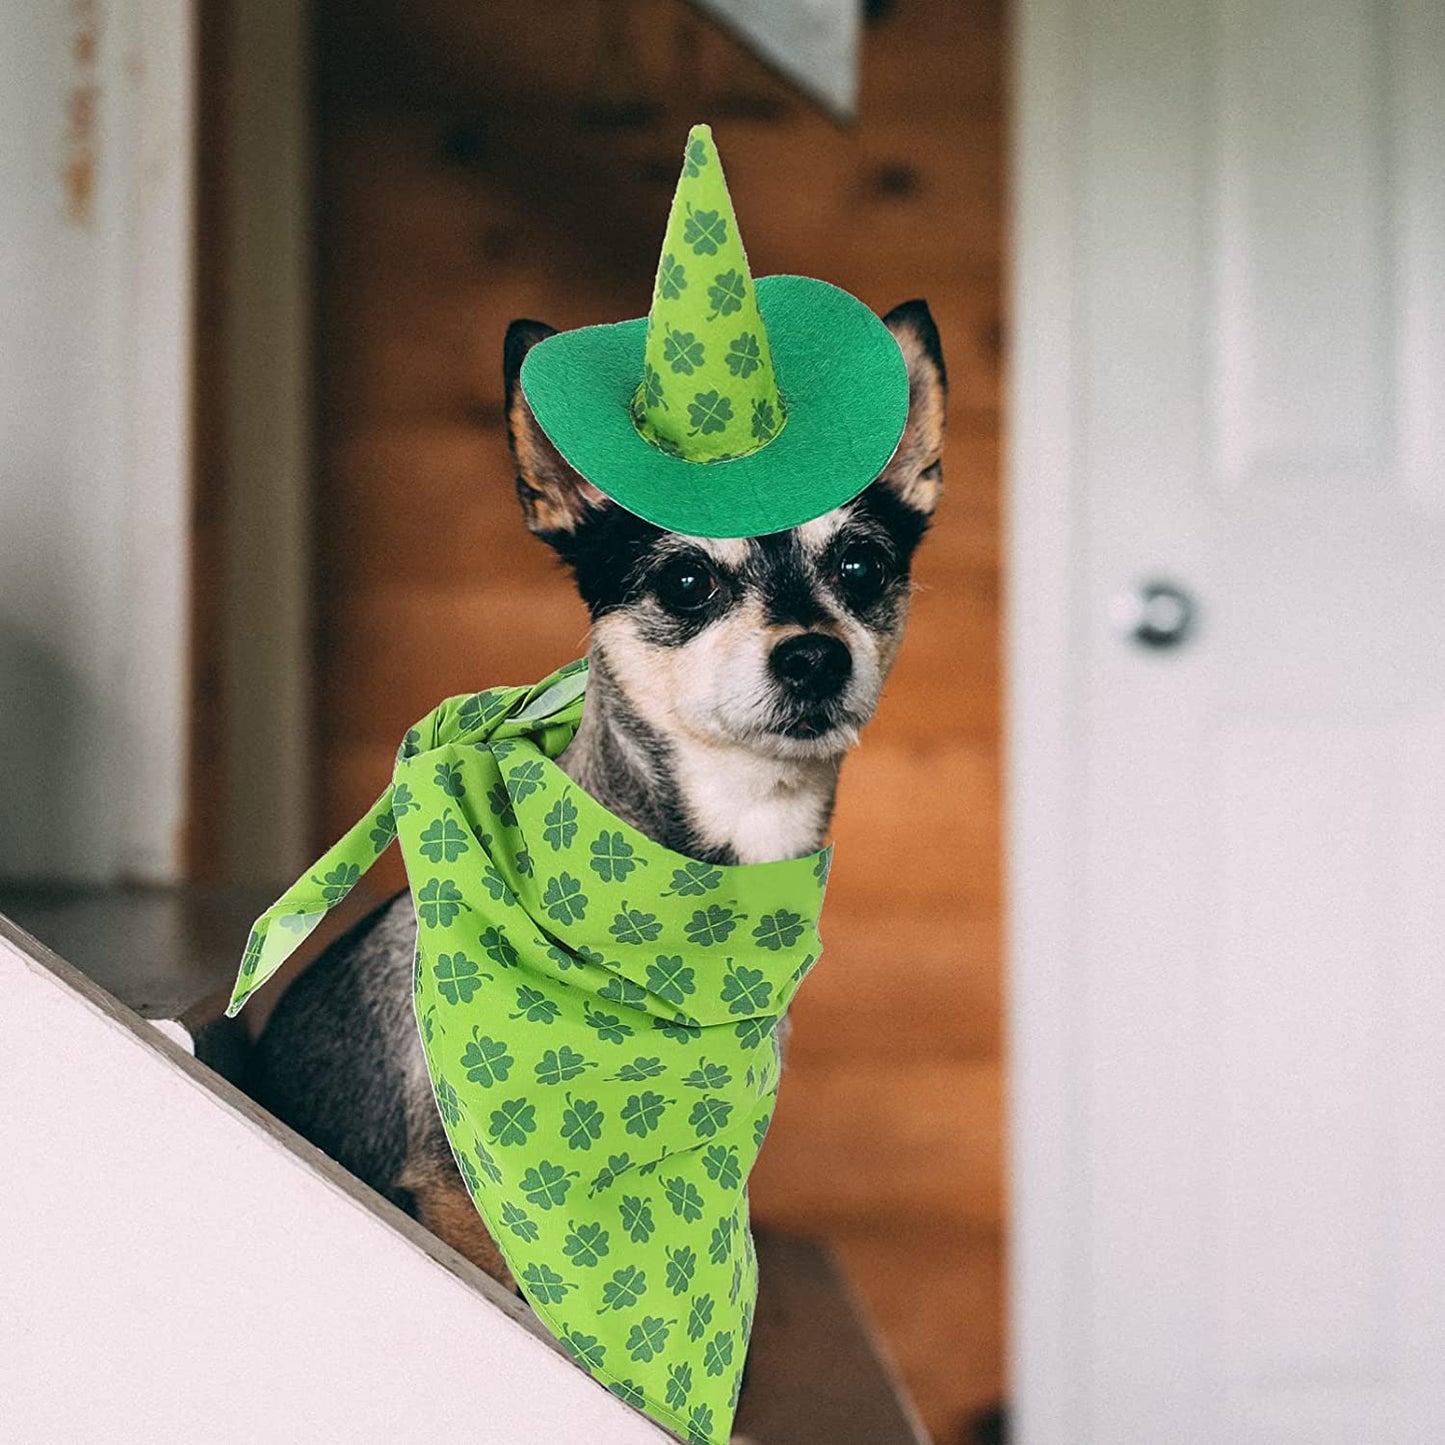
[1008,2,1445,1442]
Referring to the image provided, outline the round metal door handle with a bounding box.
[1114,580,1196,650]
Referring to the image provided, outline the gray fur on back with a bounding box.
[252,892,439,1213]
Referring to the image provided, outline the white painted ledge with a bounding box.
[0,916,670,1444]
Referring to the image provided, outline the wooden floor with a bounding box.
[312,3,1005,1438]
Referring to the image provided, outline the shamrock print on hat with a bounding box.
[632,125,785,466]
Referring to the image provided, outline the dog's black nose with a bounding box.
[769,633,853,699]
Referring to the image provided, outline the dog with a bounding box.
[251,299,946,1290]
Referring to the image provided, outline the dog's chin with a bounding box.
[759,723,861,761]
[751,705,867,761]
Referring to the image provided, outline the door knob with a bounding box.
[1114,580,1195,650]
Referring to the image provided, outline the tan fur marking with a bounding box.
[509,391,607,534]
[403,1158,516,1289]
[879,320,947,515]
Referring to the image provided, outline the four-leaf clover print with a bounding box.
[498,758,543,803]
[542,794,579,851]
[645,954,696,1005]
[640,362,667,413]
[561,1094,604,1151]
[589,829,641,883]
[682,204,727,256]
[536,1045,593,1086]
[460,1031,513,1087]
[706,269,746,319]
[684,904,740,946]
[666,1244,698,1296]
[602,1265,648,1311]
[434,761,465,798]
[683,1059,731,1092]
[432,1075,463,1127]
[750,396,779,444]
[313,863,359,905]
[590,1153,630,1195]
[585,1004,634,1045]
[626,1315,671,1363]
[708,1216,735,1265]
[688,1096,734,1140]
[703,1145,742,1191]
[611,906,663,946]
[563,1330,607,1372]
[663,326,705,376]
[433,951,486,1005]
[724,332,761,379]
[511,984,561,1025]
[688,390,733,437]
[479,926,520,969]
[418,809,469,864]
[753,908,805,951]
[456,689,502,735]
[600,976,647,1009]
[667,1360,693,1411]
[610,1378,646,1409]
[488,1097,537,1148]
[721,964,772,1016]
[520,1160,576,1210]
[703,1330,734,1378]
[501,1200,539,1242]
[563,1220,610,1268]
[615,1056,666,1083]
[682,133,707,177]
[658,252,688,300]
[621,1090,670,1139]
[620,1194,655,1244]
[663,1176,705,1223]
[369,808,397,854]
[687,1293,715,1342]
[542,872,588,925]
[521,1261,571,1305]
[417,877,469,928]
[664,861,722,897]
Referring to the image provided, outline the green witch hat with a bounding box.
[520,124,909,539]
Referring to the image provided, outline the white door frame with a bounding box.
[1006,0,1088,1435]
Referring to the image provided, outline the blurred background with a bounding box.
[8,0,1445,1442]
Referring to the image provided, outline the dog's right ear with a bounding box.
[503,319,609,541]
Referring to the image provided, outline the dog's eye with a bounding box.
[653,556,719,614]
[835,540,891,603]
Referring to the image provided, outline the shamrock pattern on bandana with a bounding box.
[632,124,785,465]
[226,659,831,1445]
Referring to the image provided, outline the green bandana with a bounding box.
[226,659,831,1445]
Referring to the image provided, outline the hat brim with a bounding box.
[519,275,909,539]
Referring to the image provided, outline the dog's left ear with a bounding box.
[503,318,610,542]
[878,299,948,517]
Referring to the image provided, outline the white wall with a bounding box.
[0,920,670,1444]
[0,0,194,882]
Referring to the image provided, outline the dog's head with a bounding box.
[503,302,946,761]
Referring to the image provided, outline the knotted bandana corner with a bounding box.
[227,658,832,1445]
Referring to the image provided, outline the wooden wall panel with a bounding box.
[313,2,1004,1438]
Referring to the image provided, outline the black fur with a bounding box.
[883,297,948,387]
[252,894,420,1212]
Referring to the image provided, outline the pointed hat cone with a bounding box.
[632,124,784,462]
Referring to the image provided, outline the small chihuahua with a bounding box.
[252,300,946,1288]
